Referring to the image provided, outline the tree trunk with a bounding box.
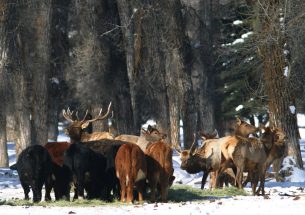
[5,1,32,157]
[48,0,70,140]
[18,1,51,146]
[259,0,303,169]
[182,0,217,139]
[162,0,195,148]
[116,0,138,131]
[0,0,9,167]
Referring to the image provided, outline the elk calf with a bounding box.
[115,143,147,203]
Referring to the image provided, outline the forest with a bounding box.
[0,0,304,170]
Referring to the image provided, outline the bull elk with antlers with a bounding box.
[63,102,114,143]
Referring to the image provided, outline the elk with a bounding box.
[63,102,114,143]
[218,125,286,195]
[115,125,167,152]
[176,117,259,189]
[245,126,286,195]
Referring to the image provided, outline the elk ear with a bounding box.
[81,121,90,129]
[147,125,153,132]
[211,129,218,138]
[200,136,207,141]
[236,117,242,126]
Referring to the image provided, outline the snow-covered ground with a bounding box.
[1,119,305,214]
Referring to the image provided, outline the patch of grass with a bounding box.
[168,185,249,202]
[0,199,126,207]
[0,186,248,207]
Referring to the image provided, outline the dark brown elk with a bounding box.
[176,118,258,189]
[145,140,174,202]
[115,143,147,203]
[115,125,167,152]
[63,102,113,143]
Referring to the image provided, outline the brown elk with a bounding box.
[245,126,286,195]
[115,125,167,152]
[176,117,259,189]
[62,102,114,143]
[218,125,286,195]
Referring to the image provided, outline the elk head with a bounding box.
[63,102,112,142]
[175,134,207,174]
[235,117,259,137]
[270,127,287,159]
[140,125,167,142]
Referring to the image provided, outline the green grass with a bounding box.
[168,185,248,202]
[0,185,248,207]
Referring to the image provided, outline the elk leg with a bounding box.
[135,180,146,202]
[201,172,209,189]
[160,182,169,203]
[44,176,52,201]
[119,177,126,202]
[21,181,30,200]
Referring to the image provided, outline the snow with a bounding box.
[241,32,253,39]
[1,119,305,214]
[232,38,244,45]
[289,105,296,114]
[284,66,289,77]
[235,105,244,112]
[298,114,305,128]
[233,20,243,25]
[50,77,59,85]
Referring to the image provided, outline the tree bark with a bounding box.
[5,1,32,157]
[259,0,303,169]
[116,0,138,131]
[182,0,217,143]
[0,0,9,167]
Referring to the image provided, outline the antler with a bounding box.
[85,102,112,123]
[189,133,197,155]
[174,142,182,154]
[62,107,74,122]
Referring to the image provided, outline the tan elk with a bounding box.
[115,125,167,152]
[176,117,259,189]
[63,102,114,143]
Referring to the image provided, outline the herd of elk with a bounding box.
[14,100,287,202]
[26,102,173,203]
[175,117,287,195]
